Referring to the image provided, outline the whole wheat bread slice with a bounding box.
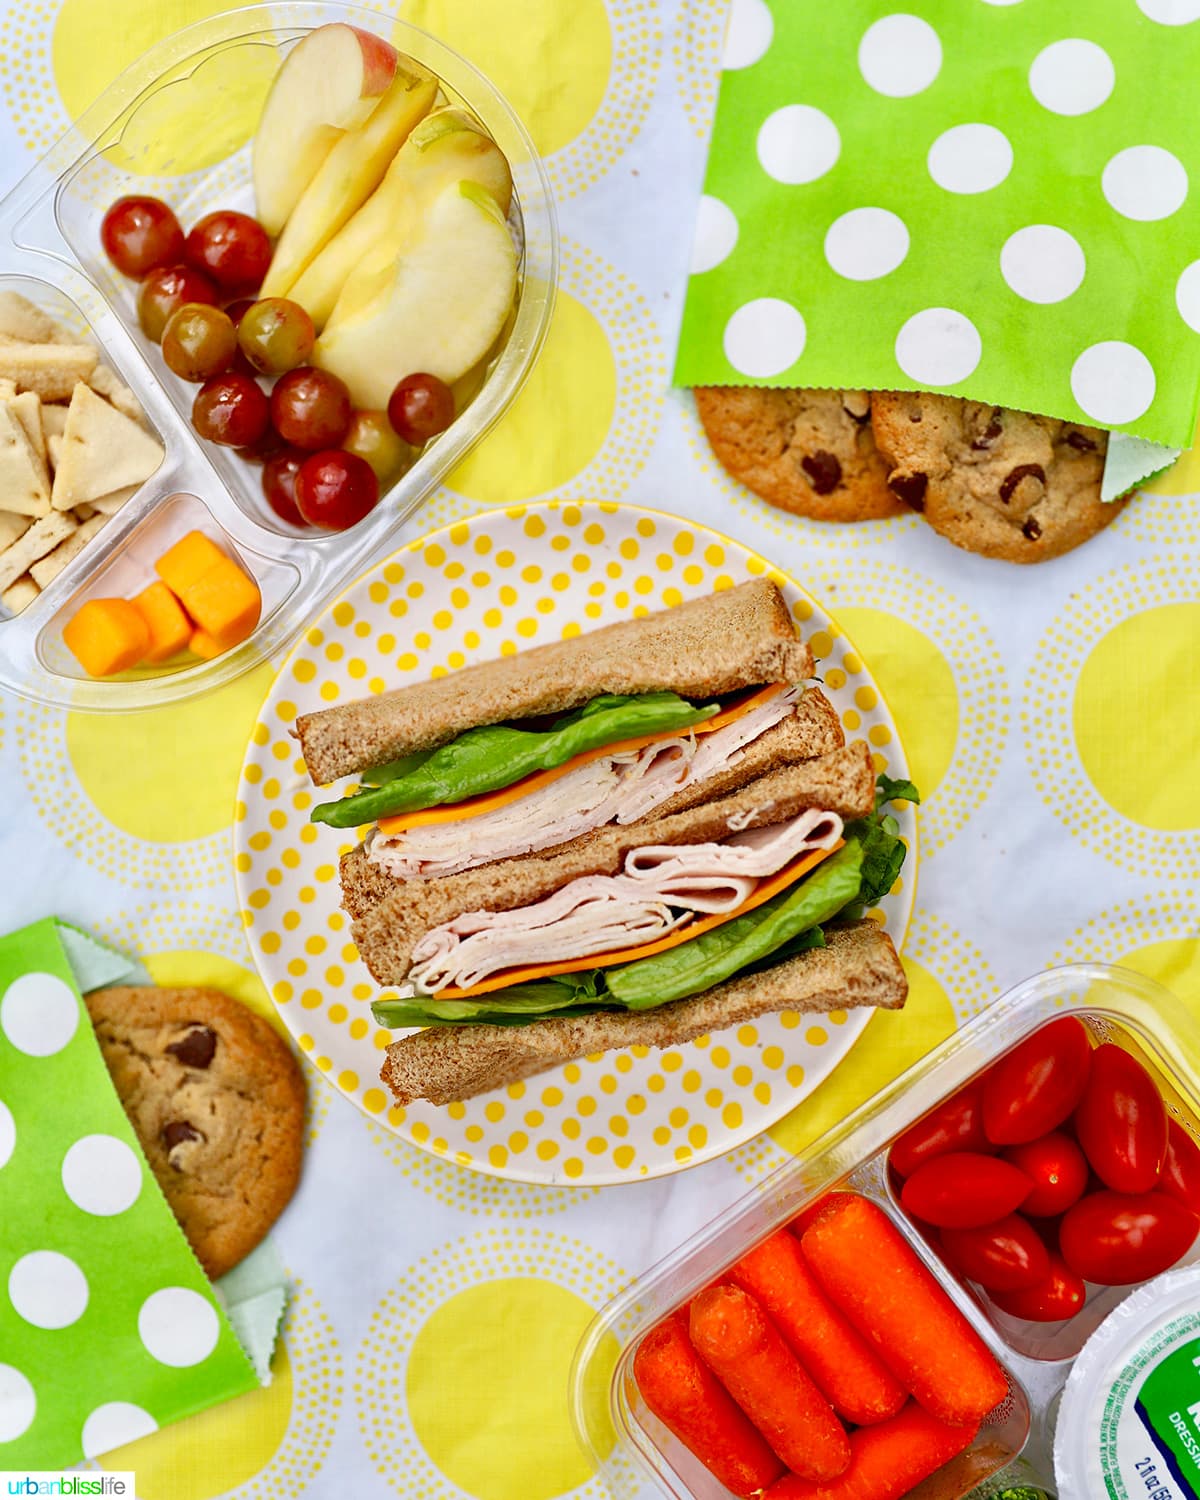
[339,684,845,922]
[350,742,876,985]
[380,920,906,1106]
[297,579,813,785]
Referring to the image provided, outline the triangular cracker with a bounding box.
[0,510,30,549]
[0,343,97,401]
[87,365,144,424]
[39,404,68,438]
[89,484,140,516]
[0,510,75,592]
[51,383,163,510]
[5,389,47,468]
[47,433,62,472]
[30,513,106,589]
[0,403,51,517]
[0,292,65,345]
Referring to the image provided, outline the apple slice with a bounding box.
[312,180,517,408]
[259,62,438,299]
[290,106,513,329]
[253,24,399,237]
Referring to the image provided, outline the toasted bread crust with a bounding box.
[338,685,845,923]
[297,579,813,785]
[379,921,906,1106]
[350,743,876,985]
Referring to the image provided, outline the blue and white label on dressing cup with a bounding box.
[1055,1266,1200,1499]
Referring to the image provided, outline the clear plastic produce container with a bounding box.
[571,964,1200,1500]
[0,1,556,710]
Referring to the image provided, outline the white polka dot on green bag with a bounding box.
[676,0,1200,447]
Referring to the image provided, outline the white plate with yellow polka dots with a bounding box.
[235,501,917,1184]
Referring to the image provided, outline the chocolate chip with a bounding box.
[971,409,1004,450]
[801,451,843,494]
[1065,431,1096,451]
[1022,516,1043,541]
[162,1120,203,1151]
[888,472,928,510]
[999,463,1046,504]
[166,1024,217,1069]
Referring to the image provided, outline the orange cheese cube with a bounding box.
[188,627,227,660]
[62,598,150,677]
[132,580,192,663]
[181,556,261,647]
[155,530,228,597]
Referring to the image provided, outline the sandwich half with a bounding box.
[295,580,916,1105]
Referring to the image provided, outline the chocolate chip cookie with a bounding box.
[85,985,305,1278]
[870,391,1120,562]
[694,386,905,522]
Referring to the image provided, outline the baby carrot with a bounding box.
[790,1191,859,1239]
[763,1401,979,1499]
[689,1283,851,1483]
[800,1195,1008,1427]
[731,1229,906,1426]
[632,1309,783,1499]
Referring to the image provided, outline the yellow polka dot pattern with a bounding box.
[354,1228,626,1500]
[1024,559,1200,876]
[236,502,917,1184]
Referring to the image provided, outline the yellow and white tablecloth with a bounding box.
[1,2,1199,1497]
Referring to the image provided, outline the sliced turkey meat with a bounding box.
[407,803,844,995]
[370,685,802,880]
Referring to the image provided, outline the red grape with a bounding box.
[161,304,237,382]
[137,265,219,342]
[271,367,352,450]
[101,196,184,278]
[238,298,315,374]
[387,372,455,445]
[295,450,379,530]
[263,450,308,526]
[185,210,272,296]
[192,373,270,447]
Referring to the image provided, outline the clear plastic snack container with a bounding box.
[571,964,1200,1499]
[0,1,556,710]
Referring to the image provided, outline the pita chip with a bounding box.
[1,573,38,613]
[0,342,97,402]
[51,383,163,510]
[30,513,106,588]
[0,404,51,517]
[0,510,75,592]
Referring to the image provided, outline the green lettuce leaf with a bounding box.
[311,691,719,828]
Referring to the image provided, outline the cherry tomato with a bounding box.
[184,210,272,295]
[101,196,184,278]
[295,450,378,530]
[262,450,308,526]
[136,264,219,342]
[271,367,352,450]
[1060,1190,1198,1286]
[192,373,270,448]
[342,409,413,485]
[1074,1043,1168,1195]
[1162,1120,1200,1216]
[161,304,237,382]
[981,1016,1092,1146]
[940,1214,1051,1293]
[889,1083,989,1179]
[1001,1132,1089,1218]
[899,1152,1033,1229]
[387,372,455,444]
[238,298,315,374]
[989,1253,1087,1322]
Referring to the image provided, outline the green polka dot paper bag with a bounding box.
[0,919,258,1470]
[675,0,1200,448]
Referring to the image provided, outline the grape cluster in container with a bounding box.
[571,963,1200,1500]
[0,1,556,709]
